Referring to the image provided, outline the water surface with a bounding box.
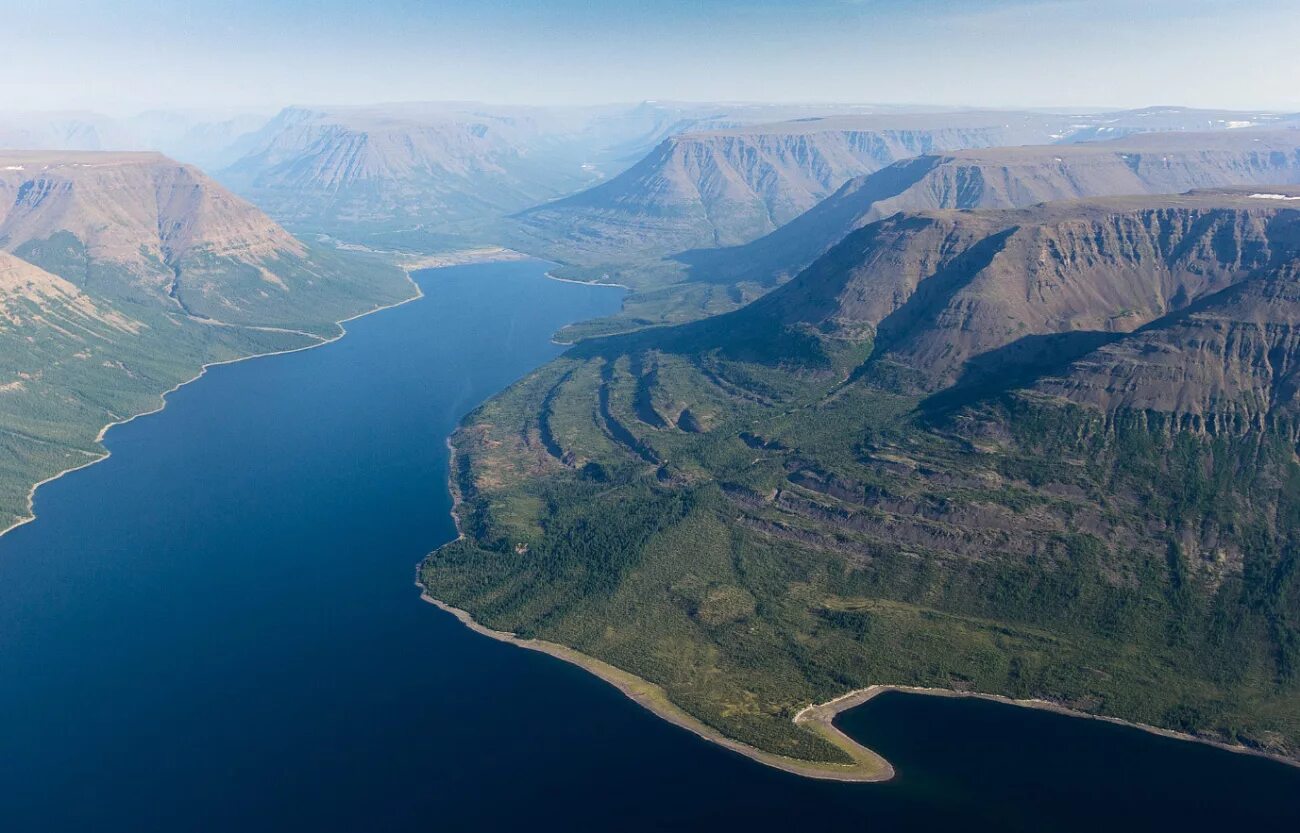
[1,261,1296,831]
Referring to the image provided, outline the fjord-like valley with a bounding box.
[4,100,1300,829]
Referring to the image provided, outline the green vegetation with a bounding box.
[0,241,413,532]
[422,320,1300,765]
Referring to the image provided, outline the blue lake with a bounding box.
[1,261,1297,831]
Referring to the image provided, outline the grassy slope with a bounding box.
[0,241,414,532]
[421,339,1300,765]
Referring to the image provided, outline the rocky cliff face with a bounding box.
[506,110,1300,269]
[0,151,322,322]
[684,131,1300,289]
[722,191,1300,401]
[0,151,302,265]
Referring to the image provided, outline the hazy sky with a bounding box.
[5,0,1299,114]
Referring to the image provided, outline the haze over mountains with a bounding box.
[0,101,910,246]
[505,108,1298,271]
[0,110,272,170]
[682,130,1300,292]
[214,101,945,245]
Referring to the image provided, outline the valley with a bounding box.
[4,90,1300,828]
[10,3,1300,829]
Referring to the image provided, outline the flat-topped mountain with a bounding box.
[717,189,1300,397]
[0,150,413,532]
[681,130,1300,290]
[217,101,937,244]
[219,105,595,239]
[0,150,356,326]
[507,109,1299,269]
[0,151,301,263]
[422,187,1300,771]
[506,111,1077,266]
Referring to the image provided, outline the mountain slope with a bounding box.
[421,188,1300,771]
[681,130,1300,291]
[509,109,1298,269]
[0,151,414,533]
[217,101,934,246]
[506,111,1079,266]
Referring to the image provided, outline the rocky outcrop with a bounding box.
[0,151,302,266]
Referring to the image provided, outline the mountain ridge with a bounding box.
[421,187,1300,770]
[679,129,1300,292]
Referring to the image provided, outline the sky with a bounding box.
[4,0,1298,115]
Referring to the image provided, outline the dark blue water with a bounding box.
[1,261,1297,831]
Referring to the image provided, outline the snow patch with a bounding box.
[1248,193,1300,201]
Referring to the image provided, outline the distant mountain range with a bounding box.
[680,130,1300,292]
[422,186,1300,770]
[212,101,925,244]
[0,110,273,170]
[505,108,1300,274]
[0,151,413,532]
[217,104,601,242]
[5,104,1294,258]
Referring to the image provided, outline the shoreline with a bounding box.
[0,272,425,542]
[315,236,532,272]
[799,685,1300,773]
[542,270,631,290]
[418,592,1300,779]
[541,269,631,346]
[424,261,1300,781]
[417,591,895,782]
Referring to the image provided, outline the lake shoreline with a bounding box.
[0,272,424,542]
[420,589,1300,779]
[542,270,631,290]
[800,685,1300,772]
[417,591,895,782]
[425,352,1299,780]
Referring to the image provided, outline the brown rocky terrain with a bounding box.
[506,111,1081,265]
[727,190,1300,397]
[682,131,1300,290]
